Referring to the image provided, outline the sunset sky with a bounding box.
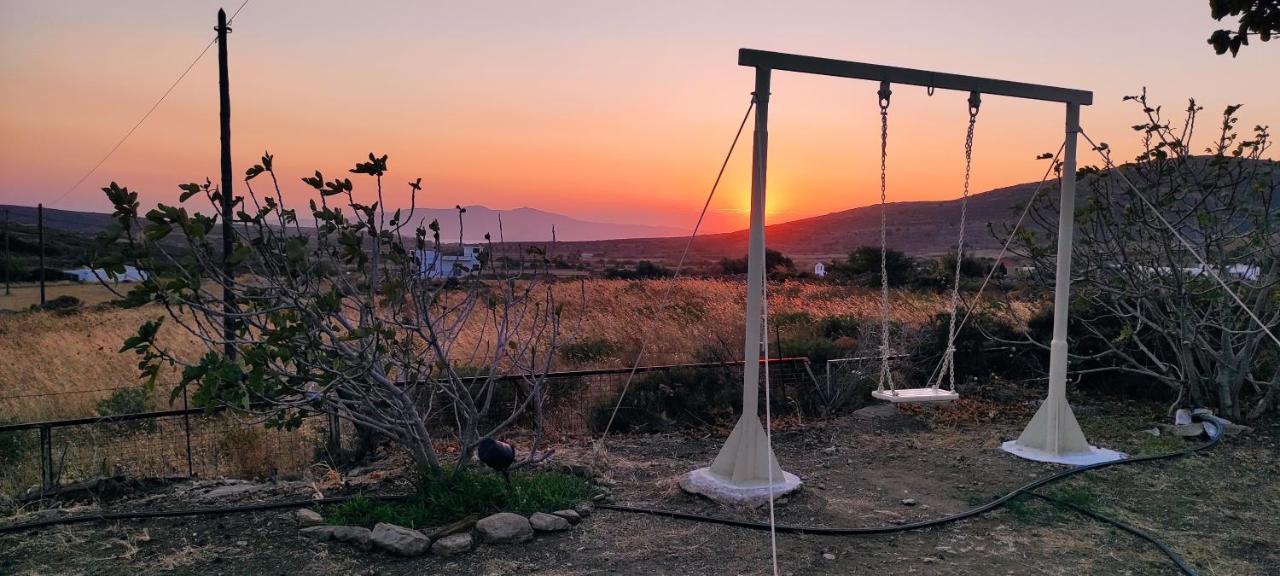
[1,1,1276,234]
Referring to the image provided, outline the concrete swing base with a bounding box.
[1001,390,1127,466]
[680,467,803,507]
[1000,441,1126,466]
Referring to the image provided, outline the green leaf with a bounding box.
[178,183,202,202]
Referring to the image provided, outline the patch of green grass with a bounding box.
[326,468,594,530]
[1078,410,1191,456]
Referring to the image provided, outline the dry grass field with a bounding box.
[0,279,993,422]
[0,282,128,311]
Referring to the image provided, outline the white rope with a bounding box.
[596,97,755,444]
[761,269,780,576]
[934,94,981,392]
[876,82,895,394]
[1079,129,1280,352]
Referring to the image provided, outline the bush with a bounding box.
[589,366,737,433]
[34,294,81,312]
[828,246,915,287]
[817,315,860,340]
[559,338,619,364]
[912,310,1037,386]
[95,386,153,417]
[326,468,593,529]
[218,426,275,479]
[603,260,670,280]
[0,420,30,465]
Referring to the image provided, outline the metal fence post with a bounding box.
[39,424,53,493]
[327,410,342,461]
[182,387,194,478]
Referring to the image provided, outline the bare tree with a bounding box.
[1005,92,1278,421]
[94,152,566,473]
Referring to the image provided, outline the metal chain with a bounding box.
[936,93,981,391]
[876,82,894,394]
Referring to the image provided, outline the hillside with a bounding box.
[539,181,1044,265]
[0,203,684,243]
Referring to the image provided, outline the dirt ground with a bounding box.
[2,396,1277,576]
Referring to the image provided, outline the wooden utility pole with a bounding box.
[216,9,236,358]
[38,203,45,306]
[2,208,10,296]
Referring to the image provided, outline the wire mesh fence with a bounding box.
[0,358,833,499]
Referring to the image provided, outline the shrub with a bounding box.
[829,246,915,287]
[588,366,737,433]
[326,467,593,529]
[603,260,671,280]
[912,310,1036,387]
[37,295,81,312]
[95,386,154,417]
[559,338,620,364]
[0,420,30,465]
[817,315,860,340]
[218,426,275,479]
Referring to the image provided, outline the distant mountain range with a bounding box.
[0,204,685,242]
[398,205,684,242]
[542,181,1045,264]
[10,157,1272,264]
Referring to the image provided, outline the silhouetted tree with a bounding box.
[829,246,914,288]
[719,249,794,279]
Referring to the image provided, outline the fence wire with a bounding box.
[0,359,836,499]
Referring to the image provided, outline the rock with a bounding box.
[295,508,324,527]
[530,512,571,532]
[551,509,582,525]
[476,512,533,544]
[300,525,373,549]
[821,446,837,455]
[901,498,918,506]
[370,522,430,556]
[1158,423,1205,437]
[573,501,595,517]
[822,553,836,561]
[196,482,264,502]
[1141,427,1161,437]
[426,515,477,540]
[430,532,474,557]
[1174,409,1192,425]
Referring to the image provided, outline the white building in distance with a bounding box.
[415,246,482,279]
[63,265,148,283]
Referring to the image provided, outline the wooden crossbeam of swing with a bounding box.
[738,49,1092,105]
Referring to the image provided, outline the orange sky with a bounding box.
[1,1,1276,234]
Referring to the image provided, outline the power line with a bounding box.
[48,0,251,207]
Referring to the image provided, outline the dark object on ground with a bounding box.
[477,438,516,485]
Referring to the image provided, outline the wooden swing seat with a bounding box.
[872,387,960,404]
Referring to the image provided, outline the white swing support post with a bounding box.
[1000,104,1125,465]
[684,50,1119,498]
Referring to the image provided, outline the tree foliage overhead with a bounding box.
[1208,0,1279,56]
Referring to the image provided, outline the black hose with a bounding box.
[0,414,1226,576]
[1029,493,1197,576]
[0,494,412,534]
[596,417,1223,535]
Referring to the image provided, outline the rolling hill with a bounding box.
[538,181,1045,265]
[0,203,684,243]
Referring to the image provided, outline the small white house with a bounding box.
[814,262,826,278]
[414,245,482,279]
[63,266,148,283]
